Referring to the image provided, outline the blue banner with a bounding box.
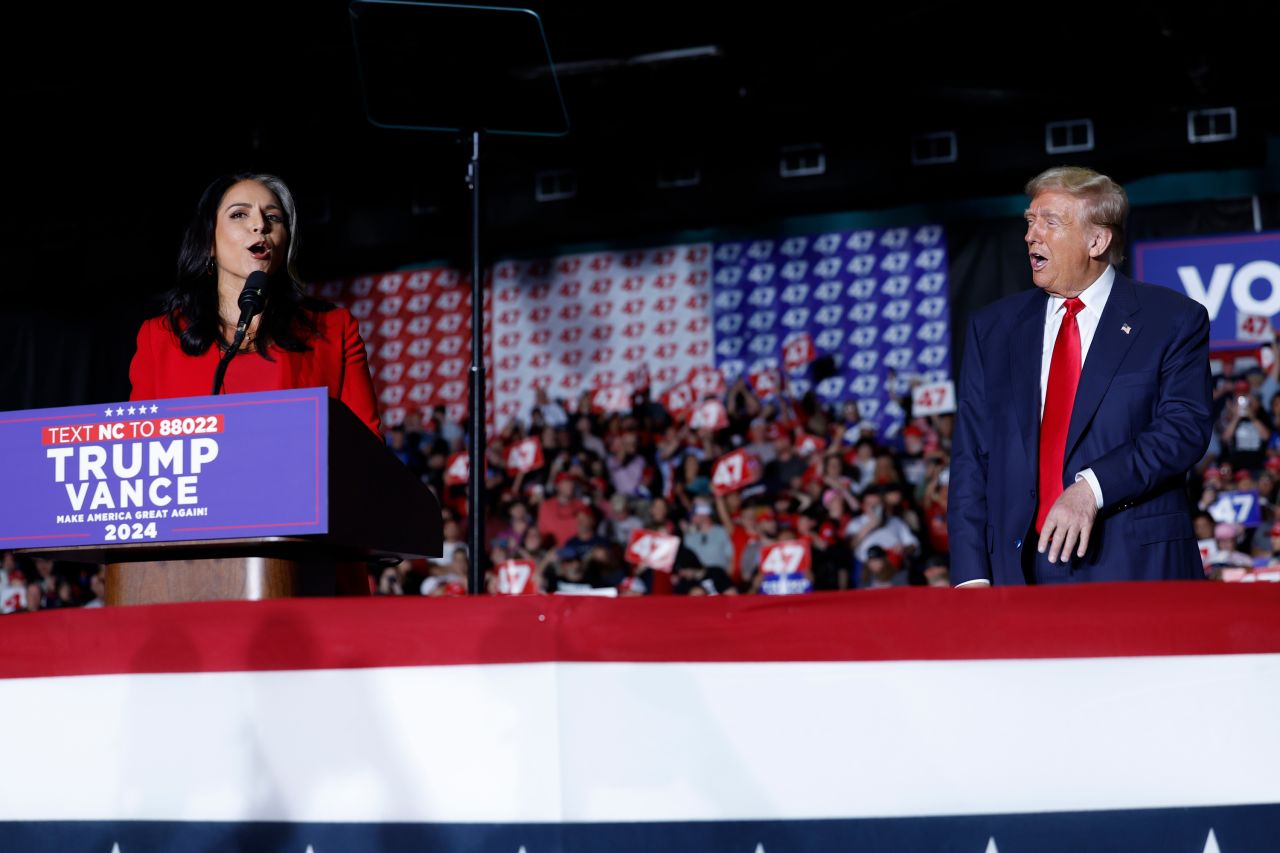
[711,227,949,438]
[1134,232,1280,344]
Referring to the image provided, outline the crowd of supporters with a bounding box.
[1192,362,1280,578]
[381,375,958,597]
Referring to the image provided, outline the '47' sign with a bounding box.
[625,529,680,572]
[911,380,955,416]
[711,449,760,495]
[506,438,544,475]
[495,560,539,595]
[445,451,469,485]
[1209,491,1260,528]
[758,540,813,596]
[760,540,811,575]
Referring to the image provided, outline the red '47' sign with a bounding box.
[689,399,729,431]
[624,529,680,572]
[591,384,632,414]
[783,333,816,373]
[760,540,811,575]
[794,432,826,457]
[495,559,539,595]
[711,449,760,495]
[445,451,470,485]
[661,381,696,422]
[506,438,545,475]
[687,366,726,398]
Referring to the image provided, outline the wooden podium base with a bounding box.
[28,537,374,606]
[105,557,372,606]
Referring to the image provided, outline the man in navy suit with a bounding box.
[949,167,1212,585]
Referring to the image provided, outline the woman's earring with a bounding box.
[206,257,216,276]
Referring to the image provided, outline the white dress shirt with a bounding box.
[956,266,1113,587]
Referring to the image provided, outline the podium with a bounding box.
[2,388,442,605]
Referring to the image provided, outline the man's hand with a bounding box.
[1038,480,1098,563]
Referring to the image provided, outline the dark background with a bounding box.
[3,0,1278,411]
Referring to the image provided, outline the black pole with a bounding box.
[466,129,485,595]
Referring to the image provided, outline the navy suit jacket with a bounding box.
[948,272,1212,585]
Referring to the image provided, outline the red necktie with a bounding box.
[1036,297,1085,533]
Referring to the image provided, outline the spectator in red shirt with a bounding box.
[537,472,587,548]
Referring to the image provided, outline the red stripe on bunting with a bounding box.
[1,583,1277,680]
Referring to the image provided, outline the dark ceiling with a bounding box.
[3,0,1277,309]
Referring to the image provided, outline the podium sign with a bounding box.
[0,388,330,550]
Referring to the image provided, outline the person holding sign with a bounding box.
[128,172,381,436]
[951,166,1212,585]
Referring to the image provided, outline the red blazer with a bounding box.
[128,306,382,437]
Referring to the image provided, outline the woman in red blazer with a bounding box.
[128,172,381,436]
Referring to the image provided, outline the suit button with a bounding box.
[1014,538,1022,549]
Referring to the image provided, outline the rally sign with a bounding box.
[591,384,633,414]
[687,366,726,398]
[0,388,329,549]
[624,529,680,572]
[444,451,470,486]
[912,380,956,416]
[711,449,761,495]
[794,432,827,457]
[660,381,697,422]
[1198,539,1219,568]
[1208,491,1261,528]
[783,332,816,374]
[688,399,729,431]
[505,437,545,475]
[495,559,540,595]
[749,366,781,398]
[1135,232,1280,344]
[1,583,27,614]
[759,539,813,595]
[1237,313,1274,342]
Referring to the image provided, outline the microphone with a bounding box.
[235,270,268,338]
[213,271,269,395]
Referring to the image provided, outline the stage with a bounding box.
[1,584,1276,851]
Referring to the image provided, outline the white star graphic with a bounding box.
[304,846,315,853]
[116,407,125,416]
[1203,828,1221,853]
[984,838,999,853]
[150,404,159,414]
[111,844,122,853]
[127,406,137,415]
[754,845,766,853]
[104,408,113,417]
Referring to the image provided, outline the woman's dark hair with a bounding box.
[165,171,327,356]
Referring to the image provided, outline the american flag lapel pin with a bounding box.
[1121,323,1132,335]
